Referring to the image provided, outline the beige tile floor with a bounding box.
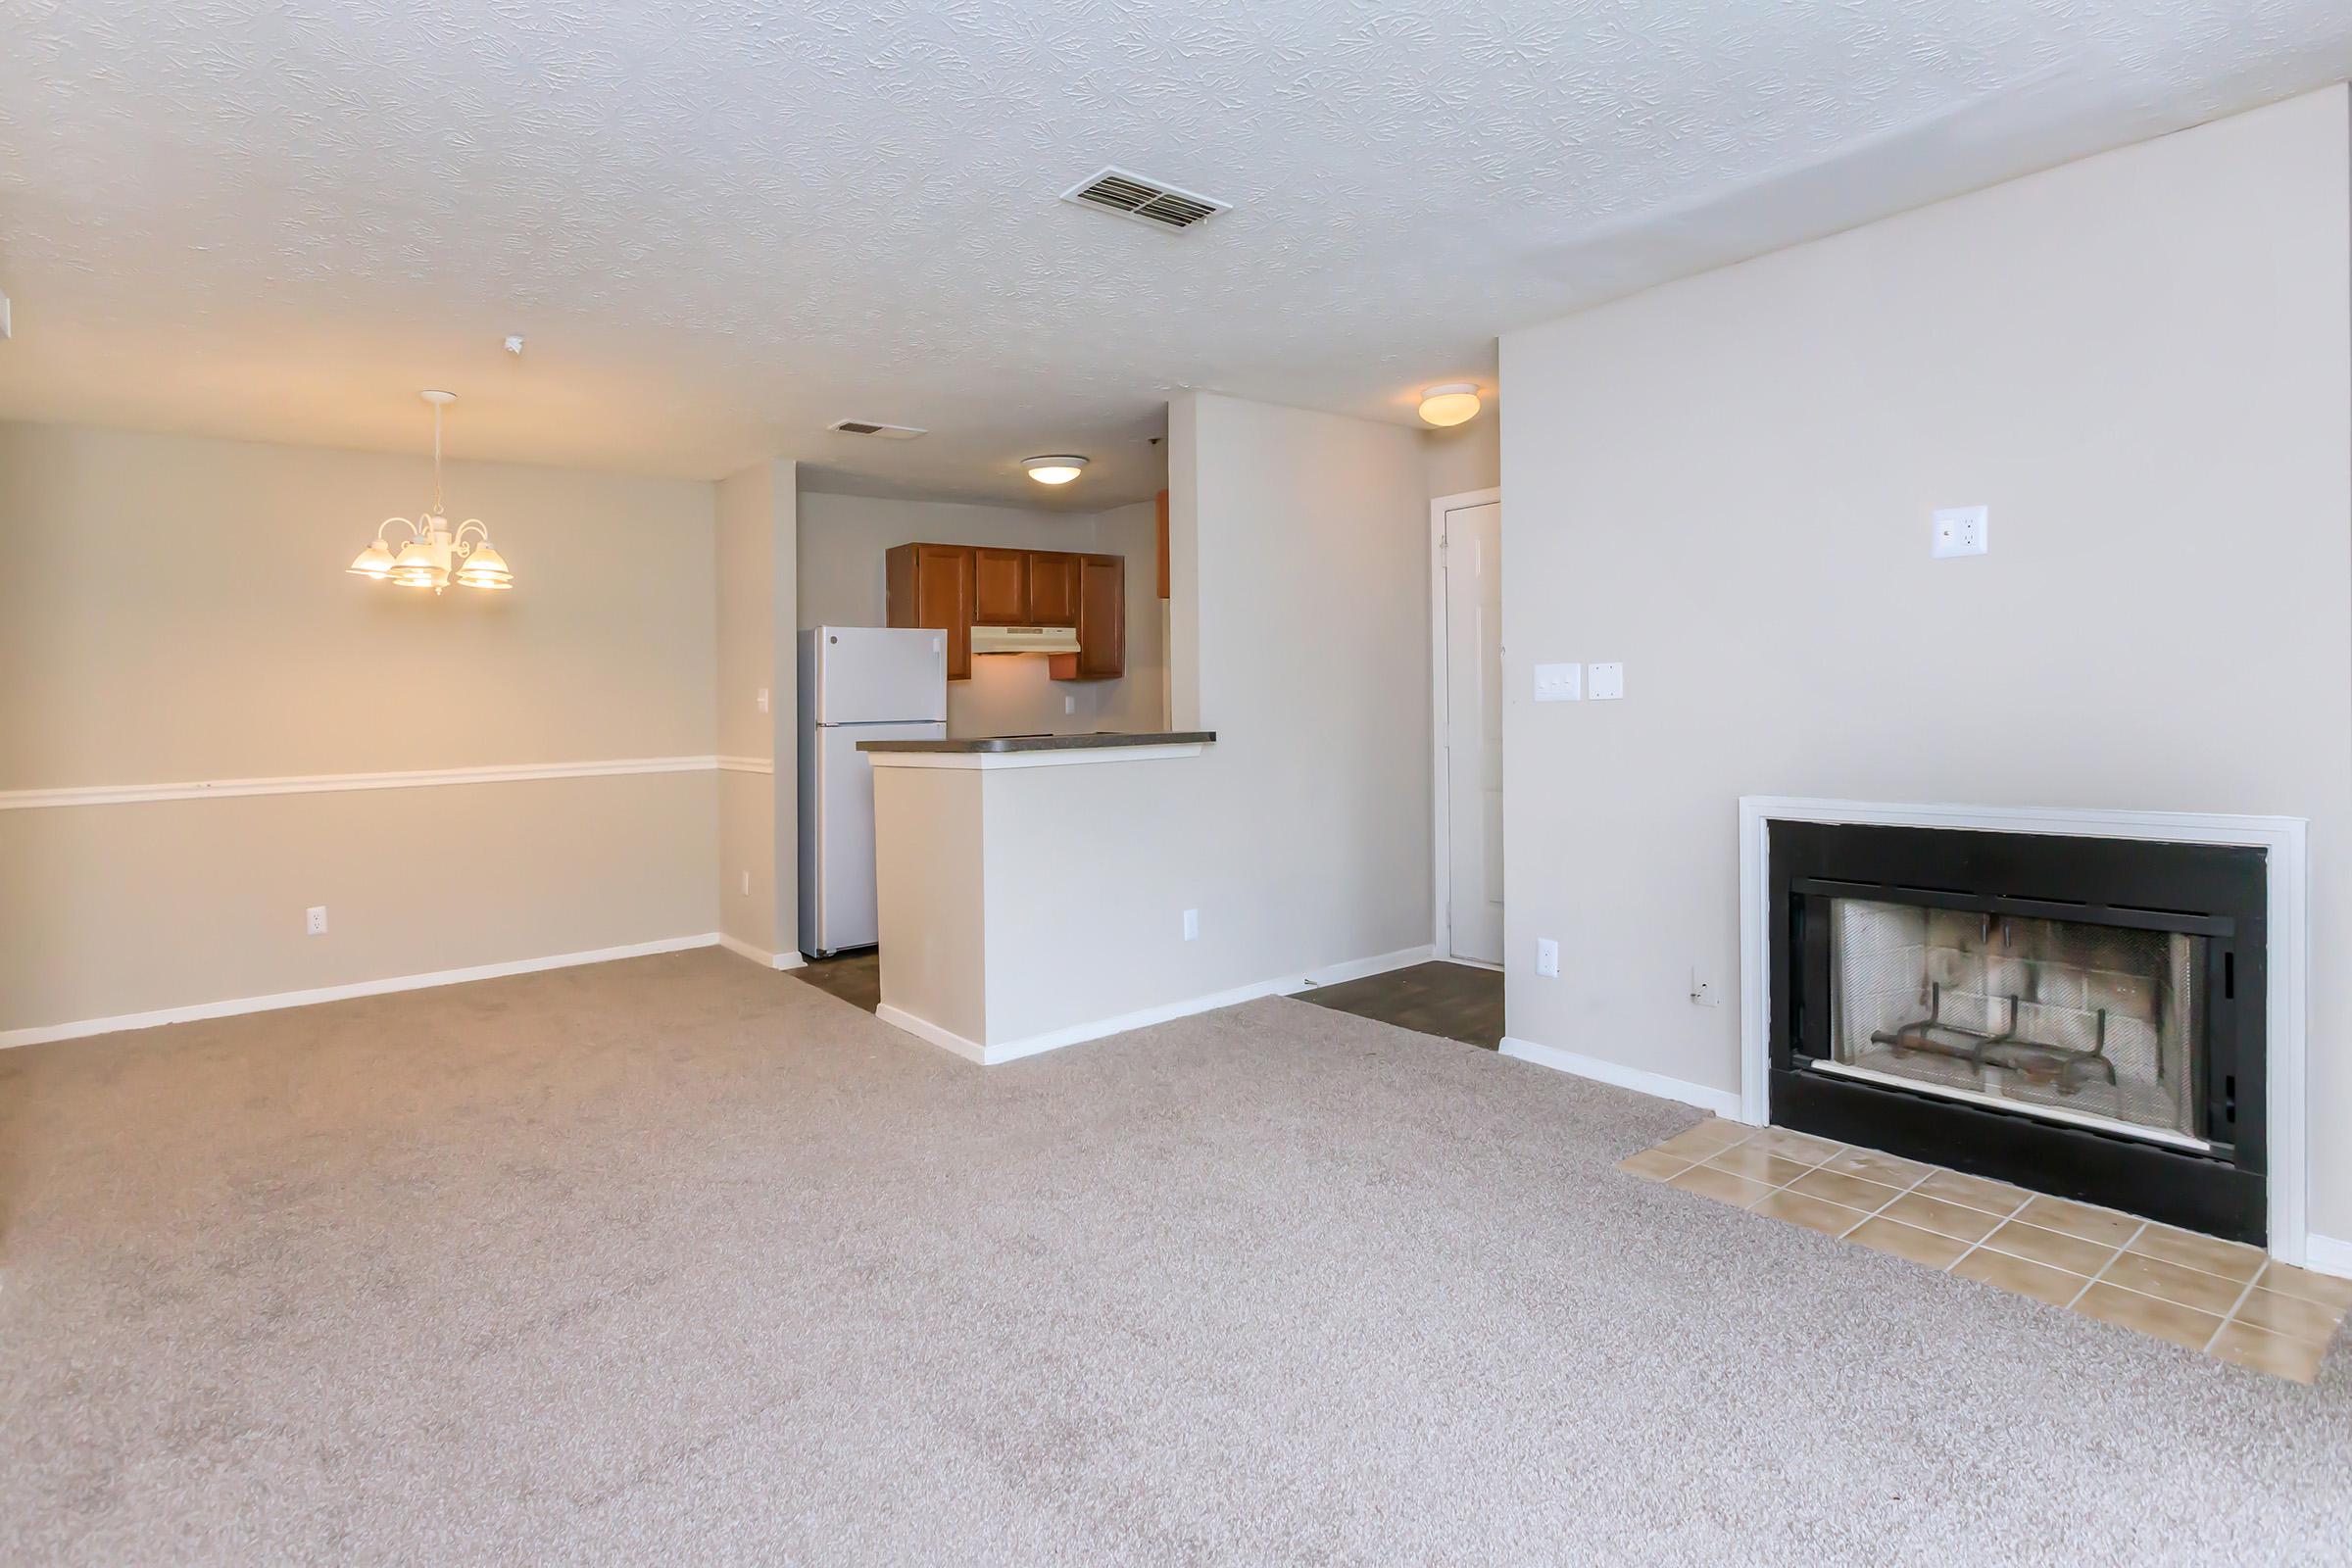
[1622,1119,2352,1383]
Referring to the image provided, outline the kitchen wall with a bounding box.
[714,460,797,963]
[795,489,1166,738]
[1497,89,2352,1237]
[0,422,723,1038]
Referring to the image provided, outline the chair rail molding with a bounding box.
[0,756,724,810]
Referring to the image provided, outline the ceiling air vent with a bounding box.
[1060,167,1229,231]
[828,419,925,440]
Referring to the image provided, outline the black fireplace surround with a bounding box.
[1769,820,2266,1244]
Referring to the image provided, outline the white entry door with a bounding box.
[1443,500,1503,964]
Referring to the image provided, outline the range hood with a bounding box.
[971,624,1080,656]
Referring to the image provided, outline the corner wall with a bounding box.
[1496,89,2352,1234]
[715,460,798,963]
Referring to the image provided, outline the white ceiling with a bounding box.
[3,1,2348,509]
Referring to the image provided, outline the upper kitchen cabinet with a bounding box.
[885,542,974,679]
[971,547,1030,625]
[1026,551,1079,626]
[1049,554,1125,681]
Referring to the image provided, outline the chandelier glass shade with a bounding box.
[348,391,513,594]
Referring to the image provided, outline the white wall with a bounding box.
[1424,410,1499,500]
[1497,90,2352,1233]
[795,490,1164,737]
[1162,391,1436,985]
[0,422,722,1033]
[715,460,797,960]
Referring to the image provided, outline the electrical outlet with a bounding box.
[741,870,752,896]
[757,687,769,713]
[1690,967,1722,1006]
[1064,695,1076,714]
[1932,505,1989,559]
[1535,937,1559,978]
[1182,908,1200,942]
[306,906,328,936]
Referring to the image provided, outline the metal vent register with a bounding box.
[1828,902,2202,1148]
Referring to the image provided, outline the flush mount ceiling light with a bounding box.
[1417,383,1483,427]
[1023,455,1089,486]
[346,391,513,594]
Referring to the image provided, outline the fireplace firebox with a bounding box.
[1768,821,2265,1243]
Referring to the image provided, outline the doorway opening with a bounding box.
[1431,488,1502,969]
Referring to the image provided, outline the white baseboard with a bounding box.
[715,933,807,971]
[873,1004,988,1064]
[0,934,724,1050]
[1497,1035,1744,1118]
[2301,1233,2352,1281]
[877,943,1440,1067]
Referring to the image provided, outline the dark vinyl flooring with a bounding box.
[1294,960,1504,1050]
[785,949,881,1013]
[789,949,1503,1053]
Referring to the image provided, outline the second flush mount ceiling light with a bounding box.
[1417,383,1483,427]
[1024,455,1089,485]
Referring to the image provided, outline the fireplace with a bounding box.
[1766,819,2267,1243]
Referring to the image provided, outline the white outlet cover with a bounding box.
[757,687,769,712]
[305,905,328,935]
[1182,907,1200,941]
[1533,662,1581,703]
[1588,662,1625,701]
[1535,937,1560,977]
[1932,504,1989,559]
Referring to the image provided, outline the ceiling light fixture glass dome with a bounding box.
[1416,383,1482,427]
[1023,455,1089,485]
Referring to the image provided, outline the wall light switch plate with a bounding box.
[1535,937,1560,977]
[1932,505,1988,559]
[1182,908,1200,942]
[741,870,752,896]
[306,906,328,936]
[1064,695,1076,714]
[1533,662,1582,703]
[0,289,11,340]
[757,687,769,713]
[1588,662,1625,701]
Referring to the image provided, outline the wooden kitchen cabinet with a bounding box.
[887,542,1119,682]
[1048,553,1125,681]
[1025,551,1079,625]
[971,547,1029,625]
[885,542,974,679]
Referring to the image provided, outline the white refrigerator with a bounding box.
[797,626,949,957]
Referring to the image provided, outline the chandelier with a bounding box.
[346,390,513,593]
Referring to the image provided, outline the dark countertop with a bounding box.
[858,731,1215,755]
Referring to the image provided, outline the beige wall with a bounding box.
[1164,392,1435,983]
[1089,498,1169,735]
[795,489,1165,738]
[0,422,723,1032]
[714,460,797,959]
[1497,90,2352,1232]
[1424,410,1499,500]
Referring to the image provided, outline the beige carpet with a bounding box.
[2,949,2346,1564]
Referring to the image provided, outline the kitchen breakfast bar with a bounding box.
[859,732,1216,1063]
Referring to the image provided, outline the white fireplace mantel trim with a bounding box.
[1736,797,2310,1268]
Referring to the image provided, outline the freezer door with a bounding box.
[810,718,948,954]
[810,626,948,724]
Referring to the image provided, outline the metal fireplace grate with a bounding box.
[1828,901,2200,1146]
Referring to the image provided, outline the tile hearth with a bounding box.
[1622,1119,2349,1383]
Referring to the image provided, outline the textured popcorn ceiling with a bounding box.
[1,1,2348,506]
